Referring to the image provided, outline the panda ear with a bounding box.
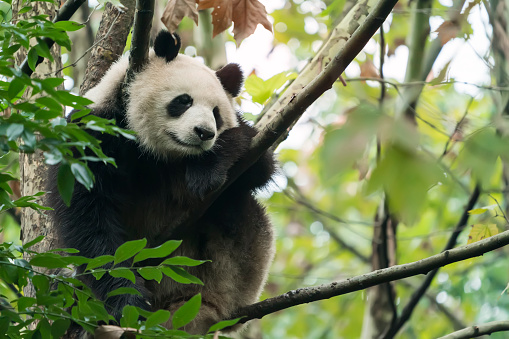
[216,63,243,97]
[154,30,181,62]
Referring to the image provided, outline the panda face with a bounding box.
[126,55,239,159]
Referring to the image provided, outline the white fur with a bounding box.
[85,53,238,159]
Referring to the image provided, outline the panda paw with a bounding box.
[185,165,227,199]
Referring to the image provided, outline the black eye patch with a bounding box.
[213,106,223,130]
[167,94,193,117]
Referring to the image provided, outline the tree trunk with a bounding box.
[13,0,63,313]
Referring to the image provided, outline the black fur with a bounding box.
[216,63,244,97]
[47,85,276,322]
[154,30,181,63]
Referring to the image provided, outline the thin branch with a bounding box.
[488,193,509,224]
[123,0,155,86]
[19,0,87,76]
[437,321,509,339]
[383,185,481,338]
[346,77,509,92]
[440,97,473,160]
[45,10,122,76]
[162,0,400,242]
[230,228,509,323]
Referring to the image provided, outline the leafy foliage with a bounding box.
[0,238,221,337]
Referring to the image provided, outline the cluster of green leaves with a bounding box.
[0,237,239,338]
[0,0,136,209]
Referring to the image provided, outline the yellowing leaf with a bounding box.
[244,72,297,104]
[198,0,233,37]
[468,208,488,215]
[161,0,199,32]
[232,0,272,43]
[467,224,499,244]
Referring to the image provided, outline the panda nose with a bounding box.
[194,126,215,141]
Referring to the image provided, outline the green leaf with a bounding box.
[0,316,9,336]
[36,96,63,113]
[85,255,114,271]
[92,271,106,280]
[106,287,142,299]
[30,253,88,268]
[109,268,136,284]
[172,294,201,330]
[114,238,147,265]
[145,309,171,329]
[161,266,203,285]
[27,48,39,71]
[133,240,182,263]
[23,235,44,249]
[161,256,208,267]
[70,162,94,190]
[6,123,24,140]
[208,317,242,333]
[366,145,442,224]
[8,78,25,100]
[18,6,32,14]
[57,164,74,207]
[467,224,499,244]
[137,267,163,283]
[51,319,70,338]
[54,21,84,32]
[17,296,36,311]
[121,305,139,328]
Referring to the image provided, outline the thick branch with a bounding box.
[80,0,136,95]
[230,229,509,323]
[383,185,480,338]
[20,0,86,76]
[123,0,154,85]
[163,0,400,242]
[437,321,509,339]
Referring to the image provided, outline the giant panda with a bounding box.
[48,30,276,334]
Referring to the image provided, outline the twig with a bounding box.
[229,228,509,323]
[383,185,481,338]
[440,97,473,160]
[45,10,122,76]
[437,320,509,339]
[346,77,509,92]
[488,193,509,224]
[19,0,87,76]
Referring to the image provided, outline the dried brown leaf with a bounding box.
[435,20,459,46]
[232,0,272,43]
[161,0,199,32]
[359,59,379,78]
[197,0,232,37]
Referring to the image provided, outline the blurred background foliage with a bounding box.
[2,0,509,338]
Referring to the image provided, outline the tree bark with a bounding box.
[13,0,63,314]
[80,0,136,95]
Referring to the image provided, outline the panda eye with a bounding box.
[213,106,223,129]
[167,94,193,117]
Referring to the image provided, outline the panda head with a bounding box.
[126,31,243,159]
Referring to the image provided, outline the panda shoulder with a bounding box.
[84,56,129,108]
